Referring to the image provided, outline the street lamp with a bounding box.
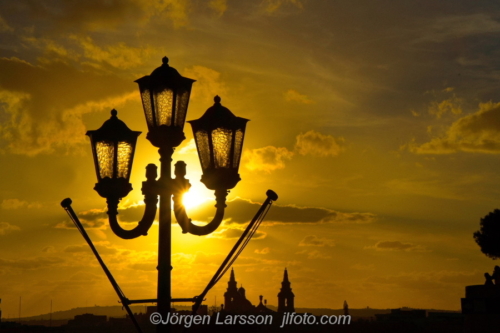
[86,109,141,199]
[85,57,250,332]
[135,56,195,148]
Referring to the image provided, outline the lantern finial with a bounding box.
[214,95,221,104]
[111,109,118,117]
[162,56,169,66]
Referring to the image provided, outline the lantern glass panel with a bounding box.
[233,129,244,168]
[96,141,115,179]
[117,141,133,178]
[140,88,154,127]
[154,87,174,126]
[195,130,211,169]
[174,89,190,127]
[212,128,233,168]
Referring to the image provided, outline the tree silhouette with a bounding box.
[474,209,500,259]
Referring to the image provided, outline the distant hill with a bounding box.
[16,304,459,324]
[18,305,150,322]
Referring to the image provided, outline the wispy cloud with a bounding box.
[299,235,335,247]
[0,222,20,235]
[262,0,303,14]
[1,199,41,209]
[418,14,500,43]
[366,241,430,252]
[0,57,136,155]
[284,89,314,104]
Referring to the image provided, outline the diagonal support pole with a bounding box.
[61,198,144,333]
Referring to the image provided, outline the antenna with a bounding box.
[50,299,52,327]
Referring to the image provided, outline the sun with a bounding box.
[182,187,210,209]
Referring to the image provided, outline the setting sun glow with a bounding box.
[182,188,210,209]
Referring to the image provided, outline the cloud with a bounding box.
[284,89,314,104]
[107,197,376,228]
[68,35,157,70]
[255,247,270,254]
[148,0,191,28]
[189,197,376,225]
[177,138,198,155]
[350,264,375,271]
[0,0,190,34]
[0,15,13,32]
[367,241,429,252]
[182,65,228,105]
[243,131,343,173]
[295,130,343,157]
[299,235,335,247]
[56,208,107,229]
[407,102,500,154]
[296,249,331,259]
[0,256,65,270]
[42,246,56,253]
[427,95,463,119]
[263,0,303,14]
[209,0,227,17]
[243,146,294,172]
[64,242,118,255]
[0,57,136,155]
[418,14,500,43]
[208,227,267,240]
[0,222,20,235]
[1,199,41,209]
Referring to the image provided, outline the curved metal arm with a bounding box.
[107,164,159,240]
[173,188,228,236]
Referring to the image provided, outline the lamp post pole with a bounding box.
[85,57,251,333]
[157,147,173,329]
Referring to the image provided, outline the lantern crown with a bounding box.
[86,109,141,142]
[188,96,249,132]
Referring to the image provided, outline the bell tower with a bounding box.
[277,268,295,312]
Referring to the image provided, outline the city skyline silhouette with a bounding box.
[2,2,500,332]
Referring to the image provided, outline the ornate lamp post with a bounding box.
[86,57,250,332]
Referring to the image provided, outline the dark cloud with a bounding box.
[408,102,500,154]
[299,235,335,247]
[208,227,266,240]
[110,198,376,226]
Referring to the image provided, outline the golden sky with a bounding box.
[1,0,500,318]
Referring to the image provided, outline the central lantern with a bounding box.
[188,96,249,190]
[135,57,195,148]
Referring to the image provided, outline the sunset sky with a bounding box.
[2,0,500,318]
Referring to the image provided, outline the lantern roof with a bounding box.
[86,109,141,142]
[188,96,249,130]
[135,57,195,88]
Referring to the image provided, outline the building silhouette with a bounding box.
[278,268,295,313]
[223,268,294,314]
[343,300,349,316]
[223,268,254,313]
